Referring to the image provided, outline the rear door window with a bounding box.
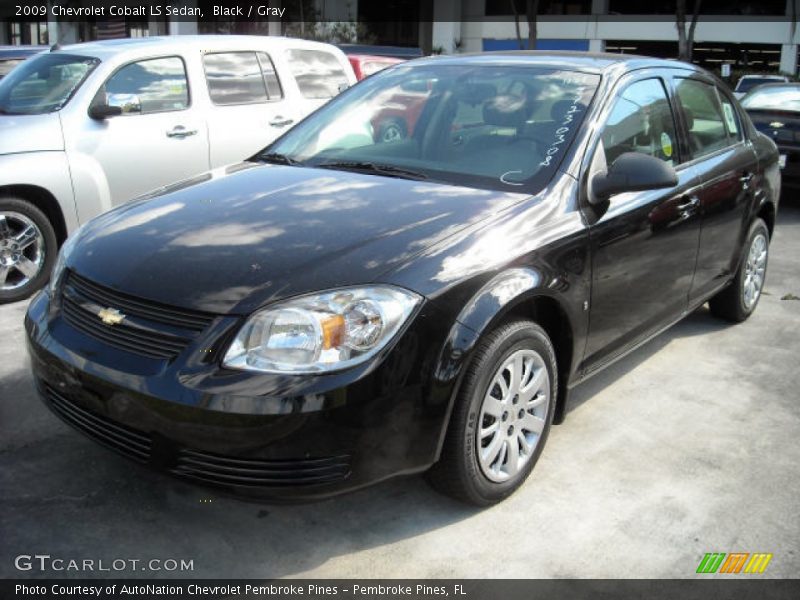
[674,78,732,159]
[203,52,268,105]
[286,49,349,99]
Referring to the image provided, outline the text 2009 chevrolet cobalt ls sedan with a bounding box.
[26,52,780,505]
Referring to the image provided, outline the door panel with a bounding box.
[582,76,702,373]
[202,51,300,168]
[584,166,703,371]
[688,145,756,302]
[67,55,210,205]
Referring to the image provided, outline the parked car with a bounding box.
[732,74,789,99]
[347,53,405,80]
[26,52,780,506]
[0,35,355,303]
[741,82,800,187]
[0,45,44,80]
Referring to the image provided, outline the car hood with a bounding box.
[0,112,64,154]
[69,163,526,314]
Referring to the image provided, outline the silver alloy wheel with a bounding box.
[476,349,550,483]
[743,232,767,310]
[0,211,46,292]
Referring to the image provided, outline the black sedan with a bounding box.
[26,52,781,506]
[0,45,44,80]
[741,82,800,187]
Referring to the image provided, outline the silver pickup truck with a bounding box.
[0,35,355,303]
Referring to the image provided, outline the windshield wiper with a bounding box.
[317,160,428,181]
[256,152,302,166]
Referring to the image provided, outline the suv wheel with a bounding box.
[709,218,769,322]
[0,198,57,304]
[427,320,557,506]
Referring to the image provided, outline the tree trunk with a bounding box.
[510,0,523,49]
[526,0,539,50]
[686,0,702,63]
[676,0,702,62]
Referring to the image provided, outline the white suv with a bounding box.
[0,35,355,302]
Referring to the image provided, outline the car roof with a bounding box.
[406,50,702,75]
[53,35,343,60]
[0,46,46,58]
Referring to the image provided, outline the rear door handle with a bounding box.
[269,116,294,128]
[676,196,700,211]
[166,126,197,139]
[740,172,754,188]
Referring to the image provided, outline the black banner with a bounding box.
[3,580,800,600]
[0,1,795,23]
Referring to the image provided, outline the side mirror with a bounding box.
[89,93,141,120]
[590,152,678,204]
[88,103,122,120]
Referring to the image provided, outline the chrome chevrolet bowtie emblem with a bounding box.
[769,121,785,129]
[97,307,126,326]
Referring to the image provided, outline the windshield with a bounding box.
[0,53,99,115]
[741,86,800,112]
[262,64,599,192]
[0,59,24,80]
[736,77,783,93]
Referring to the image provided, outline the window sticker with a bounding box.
[660,132,673,158]
[723,103,739,135]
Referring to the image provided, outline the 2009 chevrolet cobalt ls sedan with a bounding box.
[26,52,780,505]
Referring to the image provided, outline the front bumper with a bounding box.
[25,290,461,501]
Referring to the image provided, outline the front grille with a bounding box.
[60,271,215,360]
[173,449,352,488]
[44,386,352,489]
[46,386,152,463]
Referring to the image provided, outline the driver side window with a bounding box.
[602,78,678,168]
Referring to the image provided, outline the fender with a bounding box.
[0,152,80,233]
[430,267,584,457]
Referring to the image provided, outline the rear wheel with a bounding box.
[0,197,57,304]
[709,218,769,322]
[427,320,557,506]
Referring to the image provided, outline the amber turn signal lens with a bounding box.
[321,314,345,349]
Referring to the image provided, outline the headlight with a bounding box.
[223,286,421,373]
[47,225,84,296]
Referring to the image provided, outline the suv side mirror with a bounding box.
[89,92,142,120]
[88,103,123,120]
[590,152,678,204]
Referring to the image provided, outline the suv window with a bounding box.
[103,56,188,114]
[286,49,348,99]
[602,78,678,167]
[675,78,731,158]
[203,52,278,105]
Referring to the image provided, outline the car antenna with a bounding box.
[50,43,61,52]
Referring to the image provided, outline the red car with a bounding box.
[346,53,405,81]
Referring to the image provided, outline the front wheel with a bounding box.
[0,197,57,304]
[427,320,557,506]
[709,218,769,322]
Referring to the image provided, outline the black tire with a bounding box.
[0,197,58,304]
[427,320,557,506]
[376,118,408,143]
[709,218,770,323]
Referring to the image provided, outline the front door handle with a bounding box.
[166,126,197,139]
[269,116,294,128]
[676,196,700,212]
